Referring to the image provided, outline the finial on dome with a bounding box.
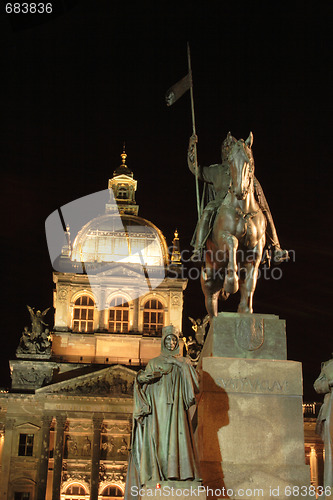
[171,229,181,265]
[120,141,127,165]
[61,225,72,257]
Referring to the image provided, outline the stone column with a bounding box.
[90,415,103,500]
[52,415,67,500]
[0,419,14,500]
[132,298,139,331]
[0,424,5,463]
[98,289,106,331]
[36,415,53,500]
[310,446,318,487]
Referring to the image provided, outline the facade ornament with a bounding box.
[171,293,181,306]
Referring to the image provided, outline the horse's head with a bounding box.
[228,132,254,200]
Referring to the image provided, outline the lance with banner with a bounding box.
[165,43,201,220]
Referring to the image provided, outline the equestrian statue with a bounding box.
[187,132,288,317]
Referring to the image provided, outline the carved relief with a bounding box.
[171,293,181,306]
[100,435,129,461]
[38,366,135,395]
[236,316,264,351]
[67,421,92,433]
[99,463,127,485]
[101,422,131,434]
[57,287,68,302]
[12,363,54,389]
[57,373,133,395]
[64,434,92,459]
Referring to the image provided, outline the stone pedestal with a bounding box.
[199,312,287,361]
[196,313,311,499]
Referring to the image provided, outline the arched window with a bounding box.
[73,295,95,333]
[143,299,164,335]
[108,297,130,333]
[64,483,87,499]
[102,485,123,498]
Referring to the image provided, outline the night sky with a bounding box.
[1,0,332,399]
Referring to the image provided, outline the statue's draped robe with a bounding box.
[126,354,200,495]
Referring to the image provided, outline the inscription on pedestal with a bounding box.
[201,357,303,396]
[216,377,288,393]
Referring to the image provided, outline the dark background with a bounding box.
[1,0,332,399]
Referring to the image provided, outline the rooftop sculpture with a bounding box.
[16,305,51,357]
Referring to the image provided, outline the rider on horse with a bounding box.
[188,132,288,263]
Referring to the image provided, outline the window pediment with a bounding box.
[15,422,40,431]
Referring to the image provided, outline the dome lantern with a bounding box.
[106,145,139,216]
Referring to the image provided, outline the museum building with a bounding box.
[0,151,187,500]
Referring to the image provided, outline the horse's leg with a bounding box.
[238,237,265,313]
[201,265,224,318]
[220,231,239,294]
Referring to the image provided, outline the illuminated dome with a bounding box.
[71,213,169,267]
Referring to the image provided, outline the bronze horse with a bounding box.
[201,132,266,317]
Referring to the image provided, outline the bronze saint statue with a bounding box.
[125,326,200,497]
[314,355,333,489]
[187,132,288,316]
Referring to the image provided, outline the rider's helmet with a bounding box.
[221,132,237,163]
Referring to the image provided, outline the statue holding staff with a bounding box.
[165,45,288,316]
[187,132,288,316]
[187,133,288,264]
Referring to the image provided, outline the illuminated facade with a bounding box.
[0,151,326,499]
[303,403,325,488]
[52,150,186,364]
[0,151,187,500]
